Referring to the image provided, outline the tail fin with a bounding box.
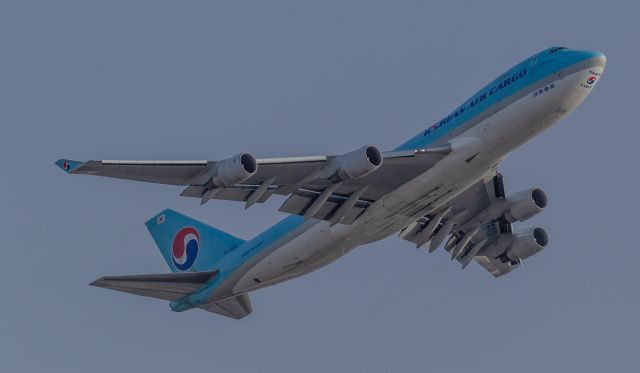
[145,209,245,273]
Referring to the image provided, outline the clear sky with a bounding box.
[2,1,638,372]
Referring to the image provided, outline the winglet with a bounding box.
[54,159,84,173]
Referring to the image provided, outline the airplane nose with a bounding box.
[574,50,607,69]
[568,50,605,91]
[587,50,606,68]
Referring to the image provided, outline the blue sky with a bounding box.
[2,1,638,372]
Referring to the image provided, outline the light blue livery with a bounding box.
[57,47,606,319]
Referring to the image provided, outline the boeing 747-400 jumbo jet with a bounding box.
[57,47,605,319]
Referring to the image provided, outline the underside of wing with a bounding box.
[399,171,550,277]
[64,160,210,185]
[57,144,452,225]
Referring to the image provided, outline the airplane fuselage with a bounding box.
[181,48,605,307]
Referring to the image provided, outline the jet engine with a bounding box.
[329,145,383,182]
[505,227,549,261]
[210,153,258,187]
[504,188,548,222]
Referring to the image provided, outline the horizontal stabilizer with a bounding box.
[199,293,253,319]
[90,270,218,302]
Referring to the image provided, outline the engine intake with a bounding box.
[505,227,549,261]
[329,145,383,182]
[211,153,258,187]
[505,188,548,222]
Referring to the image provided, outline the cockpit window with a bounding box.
[549,47,568,54]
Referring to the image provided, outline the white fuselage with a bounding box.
[224,62,602,296]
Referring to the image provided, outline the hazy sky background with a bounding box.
[2,1,639,372]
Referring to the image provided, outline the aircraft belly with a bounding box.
[230,66,603,296]
[233,221,361,293]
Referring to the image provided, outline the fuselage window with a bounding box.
[549,47,568,54]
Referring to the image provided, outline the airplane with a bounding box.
[56,47,605,319]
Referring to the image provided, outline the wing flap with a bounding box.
[473,255,519,278]
[278,191,369,224]
[179,184,276,203]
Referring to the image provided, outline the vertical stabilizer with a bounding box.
[145,209,245,273]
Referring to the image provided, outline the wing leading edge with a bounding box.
[56,144,451,224]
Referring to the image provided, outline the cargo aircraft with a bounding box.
[57,47,605,319]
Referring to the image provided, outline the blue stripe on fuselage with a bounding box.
[220,215,306,275]
[395,47,603,151]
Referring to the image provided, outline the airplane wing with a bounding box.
[56,144,452,225]
[399,170,545,277]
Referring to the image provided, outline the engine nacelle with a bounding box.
[505,227,549,261]
[211,153,258,187]
[505,188,548,222]
[329,145,383,182]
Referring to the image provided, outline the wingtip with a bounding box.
[89,278,105,287]
[55,159,83,173]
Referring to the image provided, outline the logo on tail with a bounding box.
[172,227,200,271]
